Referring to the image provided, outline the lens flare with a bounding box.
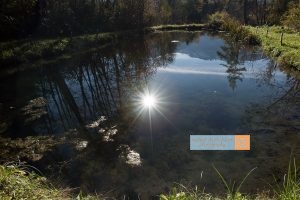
[142,94,156,108]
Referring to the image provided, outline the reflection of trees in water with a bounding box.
[248,72,300,128]
[36,34,179,135]
[246,64,300,131]
[217,38,262,91]
[27,33,195,198]
[217,40,246,90]
[234,62,300,192]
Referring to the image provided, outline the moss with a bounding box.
[248,26,300,70]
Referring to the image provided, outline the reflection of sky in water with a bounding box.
[176,34,225,60]
[144,70,268,136]
[159,53,285,80]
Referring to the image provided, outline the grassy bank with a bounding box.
[148,24,206,31]
[1,23,300,72]
[0,164,101,200]
[248,26,300,70]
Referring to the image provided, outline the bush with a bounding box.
[207,11,232,30]
[208,12,259,45]
[282,4,300,31]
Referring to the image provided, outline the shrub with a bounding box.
[208,12,260,45]
[207,11,232,30]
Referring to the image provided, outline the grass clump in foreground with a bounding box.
[273,158,300,200]
[161,159,300,200]
[248,26,300,70]
[0,164,101,200]
[0,164,66,199]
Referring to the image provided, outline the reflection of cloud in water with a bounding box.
[118,144,142,167]
[159,67,228,75]
[85,116,106,128]
[158,53,285,79]
[103,127,118,142]
[176,34,225,60]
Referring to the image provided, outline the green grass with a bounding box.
[0,164,102,200]
[159,184,270,200]
[273,158,300,200]
[0,164,68,199]
[248,26,300,70]
[213,165,257,200]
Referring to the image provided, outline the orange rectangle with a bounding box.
[234,135,250,150]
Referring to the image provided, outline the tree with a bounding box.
[0,0,39,38]
[243,0,248,24]
[159,0,172,24]
[282,3,300,31]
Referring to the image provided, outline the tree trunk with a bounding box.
[243,0,248,24]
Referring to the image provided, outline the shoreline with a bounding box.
[2,24,299,73]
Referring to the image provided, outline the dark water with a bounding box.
[0,32,300,199]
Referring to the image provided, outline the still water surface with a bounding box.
[0,32,300,199]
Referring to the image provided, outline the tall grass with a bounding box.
[160,167,256,200]
[213,165,256,200]
[0,164,67,199]
[273,158,300,200]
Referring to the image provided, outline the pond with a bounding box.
[0,31,300,199]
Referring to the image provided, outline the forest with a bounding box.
[1,0,300,39]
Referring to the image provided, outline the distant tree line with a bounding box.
[0,0,299,39]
